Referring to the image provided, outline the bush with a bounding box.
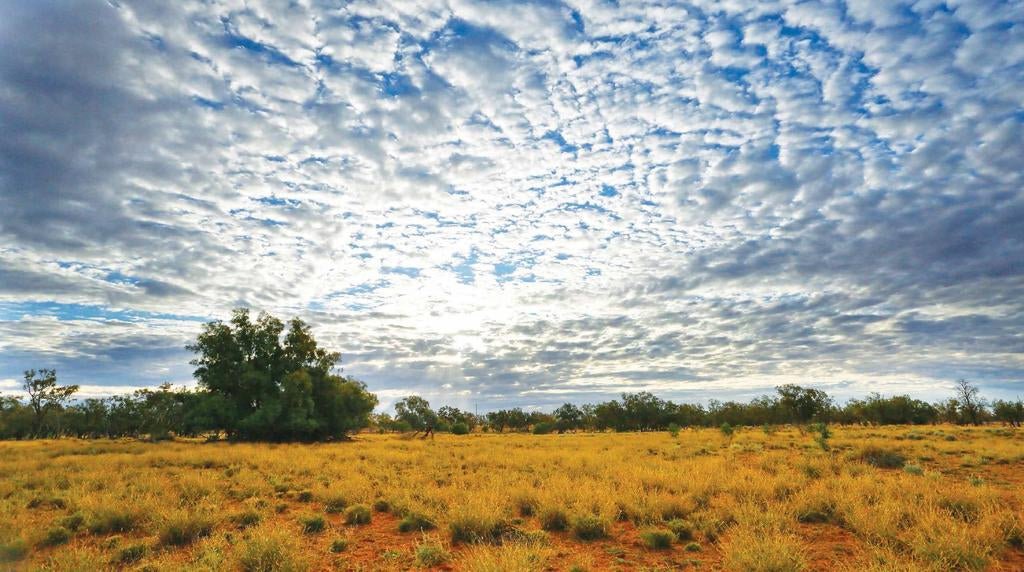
[238,530,304,572]
[88,509,141,534]
[415,539,450,567]
[666,518,695,541]
[330,538,348,553]
[296,490,314,502]
[903,464,924,476]
[532,422,555,435]
[668,423,681,438]
[372,499,390,513]
[512,492,537,517]
[159,514,215,546]
[449,513,510,544]
[344,504,371,525]
[41,526,72,547]
[857,445,907,469]
[571,515,609,541]
[231,510,262,529]
[59,512,86,532]
[720,423,734,438]
[299,514,326,534]
[685,541,701,552]
[398,513,436,533]
[323,494,347,514]
[539,507,569,531]
[451,422,470,435]
[0,539,28,563]
[116,543,147,565]
[640,529,673,550]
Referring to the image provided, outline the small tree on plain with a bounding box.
[23,369,79,437]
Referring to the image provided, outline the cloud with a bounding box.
[0,0,1021,406]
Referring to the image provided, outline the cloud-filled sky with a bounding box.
[1,0,1022,410]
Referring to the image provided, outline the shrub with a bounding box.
[0,539,28,563]
[539,507,569,532]
[532,422,555,435]
[415,539,450,567]
[372,499,390,513]
[903,464,924,476]
[238,530,304,572]
[88,509,141,534]
[323,495,347,514]
[640,529,673,550]
[296,490,314,503]
[450,513,510,544]
[159,513,215,546]
[666,518,695,541]
[857,446,907,469]
[329,538,348,553]
[344,504,371,525]
[668,423,681,438]
[59,512,86,532]
[685,541,701,552]
[720,423,734,438]
[299,514,326,534]
[512,493,537,517]
[41,526,72,547]
[116,543,147,565]
[451,422,470,435]
[398,513,436,533]
[231,509,262,529]
[571,515,609,541]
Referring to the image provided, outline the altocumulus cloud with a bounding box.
[0,0,1022,409]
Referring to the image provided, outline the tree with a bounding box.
[553,403,583,433]
[776,385,832,424]
[394,396,437,434]
[954,379,984,425]
[22,369,79,437]
[187,308,376,440]
[992,399,1024,427]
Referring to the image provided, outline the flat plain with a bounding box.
[1,426,1022,571]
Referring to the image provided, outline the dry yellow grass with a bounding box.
[0,425,1022,571]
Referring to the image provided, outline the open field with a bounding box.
[1,426,1023,571]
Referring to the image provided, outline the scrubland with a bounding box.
[1,425,1022,571]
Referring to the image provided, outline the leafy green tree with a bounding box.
[394,396,437,433]
[553,403,583,433]
[776,384,832,424]
[23,369,79,437]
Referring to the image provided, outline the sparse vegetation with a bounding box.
[343,504,371,525]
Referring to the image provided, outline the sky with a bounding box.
[1,0,1022,411]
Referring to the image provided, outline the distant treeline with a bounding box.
[1,309,1022,440]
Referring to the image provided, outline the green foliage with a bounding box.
[372,499,390,513]
[323,495,347,513]
[684,541,701,552]
[398,513,436,533]
[159,514,215,546]
[41,526,72,547]
[329,538,348,553]
[88,509,141,534]
[231,510,261,529]
[571,515,609,540]
[532,421,555,435]
[539,507,569,531]
[59,512,85,532]
[666,518,695,541]
[394,396,437,432]
[415,539,450,567]
[299,514,326,534]
[857,445,907,469]
[640,528,674,549]
[719,422,734,438]
[0,538,27,563]
[116,543,148,564]
[809,422,831,451]
[450,421,470,435]
[343,504,371,525]
[667,423,681,438]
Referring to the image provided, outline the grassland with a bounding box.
[1,426,1022,571]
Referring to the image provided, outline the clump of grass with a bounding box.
[415,538,450,567]
[296,490,314,503]
[343,504,371,525]
[449,513,511,544]
[903,464,924,476]
[640,528,673,550]
[238,529,304,572]
[116,543,147,565]
[0,539,28,563]
[299,514,326,534]
[329,538,348,553]
[27,496,67,510]
[721,526,807,572]
[857,445,907,469]
[372,499,390,513]
[571,515,609,541]
[666,518,695,541]
[159,513,215,546]
[231,509,262,529]
[512,492,537,517]
[41,526,72,547]
[399,513,436,533]
[684,541,701,552]
[539,507,569,531]
[59,512,86,532]
[88,508,142,534]
[323,495,347,514]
